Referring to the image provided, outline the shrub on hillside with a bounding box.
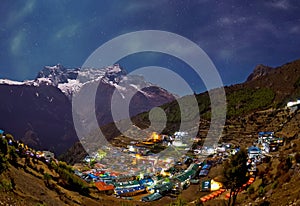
[258,186,265,197]
[39,167,45,174]
[227,88,275,117]
[58,161,73,173]
[0,138,8,156]
[271,180,278,189]
[247,185,255,195]
[0,155,7,174]
[0,178,13,192]
[43,172,52,187]
[54,162,90,195]
[8,146,18,163]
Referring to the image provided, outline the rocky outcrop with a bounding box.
[246,64,273,82]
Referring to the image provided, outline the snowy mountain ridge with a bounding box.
[0,64,157,99]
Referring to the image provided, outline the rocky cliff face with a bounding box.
[246,64,273,82]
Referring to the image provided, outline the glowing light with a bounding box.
[210,179,223,191]
[149,132,162,142]
[160,170,171,177]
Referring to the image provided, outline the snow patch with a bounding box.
[35,77,53,85]
[0,79,24,85]
[114,84,127,99]
[107,65,122,74]
[129,83,153,98]
[57,79,83,97]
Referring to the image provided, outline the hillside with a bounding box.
[143,58,300,124]
[0,134,160,206]
[61,58,300,164]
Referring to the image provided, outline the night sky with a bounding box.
[1,0,300,94]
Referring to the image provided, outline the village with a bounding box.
[0,99,299,204]
[71,99,300,203]
[69,128,286,203]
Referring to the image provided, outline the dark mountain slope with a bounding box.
[0,84,76,155]
[241,58,300,103]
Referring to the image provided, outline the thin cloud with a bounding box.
[10,31,26,55]
[289,25,300,34]
[123,1,168,13]
[266,0,291,10]
[6,0,36,27]
[55,23,81,39]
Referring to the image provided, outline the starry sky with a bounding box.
[1,0,300,94]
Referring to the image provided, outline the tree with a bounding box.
[0,155,7,174]
[5,134,14,142]
[8,147,19,167]
[0,138,8,174]
[0,138,8,156]
[24,155,31,169]
[223,148,248,206]
[43,173,52,188]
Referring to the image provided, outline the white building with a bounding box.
[287,99,300,112]
[248,146,261,159]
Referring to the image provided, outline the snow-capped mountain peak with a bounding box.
[0,64,175,102]
[0,64,130,99]
[36,64,79,86]
[31,64,128,98]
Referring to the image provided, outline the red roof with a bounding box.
[95,182,114,191]
[109,172,119,176]
[94,171,105,176]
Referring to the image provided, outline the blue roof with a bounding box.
[199,170,209,177]
[202,164,212,170]
[248,146,261,153]
[258,131,273,136]
[0,129,4,134]
[88,173,98,179]
[139,178,154,185]
[115,185,145,195]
